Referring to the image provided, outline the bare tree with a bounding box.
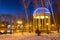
[20,0,31,32]
[22,0,31,23]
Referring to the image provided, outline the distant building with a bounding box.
[0,14,17,34]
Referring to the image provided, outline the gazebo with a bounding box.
[33,7,51,33]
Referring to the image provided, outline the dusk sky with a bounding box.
[0,0,51,16]
[0,0,26,15]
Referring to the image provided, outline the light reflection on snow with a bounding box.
[0,33,60,40]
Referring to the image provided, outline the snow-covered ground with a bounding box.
[0,32,60,40]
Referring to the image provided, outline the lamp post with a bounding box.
[51,24,54,30]
[17,20,23,34]
[17,20,23,24]
[20,25,24,34]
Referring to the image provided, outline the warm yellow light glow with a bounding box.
[46,16,48,18]
[26,25,29,27]
[12,25,14,27]
[30,24,32,27]
[17,25,20,27]
[1,25,5,26]
[16,30,20,32]
[1,30,5,33]
[8,25,11,28]
[33,16,40,19]
[36,16,40,19]
[33,16,36,18]
[46,23,48,25]
[38,24,41,26]
[51,24,54,26]
[40,16,44,19]
[17,21,23,24]
[20,25,23,28]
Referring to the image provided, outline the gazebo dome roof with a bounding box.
[33,7,50,14]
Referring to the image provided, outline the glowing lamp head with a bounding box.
[17,21,23,24]
[1,30,5,33]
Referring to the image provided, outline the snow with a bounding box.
[0,33,60,40]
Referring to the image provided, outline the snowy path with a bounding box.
[0,33,60,40]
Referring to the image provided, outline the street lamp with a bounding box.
[17,20,23,24]
[1,24,5,26]
[20,25,24,34]
[51,24,54,27]
[51,24,55,31]
[1,30,5,33]
[7,25,11,28]
[17,20,23,34]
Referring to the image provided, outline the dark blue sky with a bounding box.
[0,0,25,15]
[0,0,51,16]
